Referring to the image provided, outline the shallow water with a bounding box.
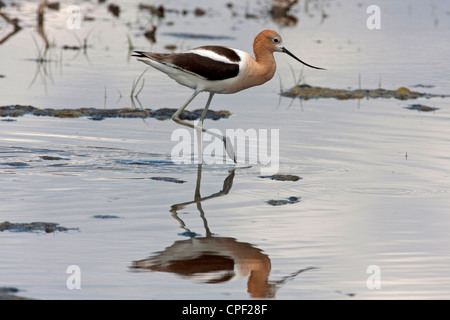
[1,0,450,299]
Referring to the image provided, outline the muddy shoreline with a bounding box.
[281,84,449,100]
[0,287,33,300]
[0,221,78,233]
[0,105,231,121]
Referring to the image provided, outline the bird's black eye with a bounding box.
[273,38,280,43]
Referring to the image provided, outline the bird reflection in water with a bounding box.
[130,164,315,298]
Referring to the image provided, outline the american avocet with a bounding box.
[132,30,324,162]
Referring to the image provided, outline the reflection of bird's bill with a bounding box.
[270,266,319,286]
[281,47,326,70]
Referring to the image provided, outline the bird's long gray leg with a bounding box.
[172,89,201,130]
[172,90,217,136]
[198,92,215,126]
[196,93,214,164]
[197,93,236,163]
[172,90,236,163]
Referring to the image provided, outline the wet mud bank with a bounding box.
[266,196,301,206]
[0,221,78,233]
[404,104,440,112]
[0,105,231,121]
[259,174,302,206]
[259,174,302,181]
[0,287,33,300]
[281,84,449,100]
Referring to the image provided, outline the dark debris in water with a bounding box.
[412,84,435,88]
[281,84,449,100]
[138,4,211,19]
[266,196,301,206]
[62,45,84,50]
[0,221,78,233]
[115,159,174,167]
[178,231,201,237]
[0,105,231,121]
[108,3,120,17]
[91,215,122,219]
[0,287,33,300]
[2,162,29,168]
[335,290,356,297]
[0,287,19,294]
[40,156,67,161]
[259,174,302,182]
[150,176,186,184]
[404,104,439,112]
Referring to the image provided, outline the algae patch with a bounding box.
[0,221,78,233]
[150,176,186,184]
[91,215,122,219]
[0,105,231,121]
[281,84,449,100]
[0,287,33,300]
[266,196,301,206]
[404,104,439,112]
[259,174,302,182]
[2,162,29,167]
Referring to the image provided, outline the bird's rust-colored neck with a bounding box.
[250,33,277,85]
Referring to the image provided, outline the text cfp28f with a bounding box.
[226,304,268,315]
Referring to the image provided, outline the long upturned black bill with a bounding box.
[282,47,326,70]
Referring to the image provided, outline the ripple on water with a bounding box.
[0,145,241,179]
[349,184,448,197]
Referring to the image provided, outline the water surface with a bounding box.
[1,0,450,299]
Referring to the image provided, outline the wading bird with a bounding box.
[132,30,324,162]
